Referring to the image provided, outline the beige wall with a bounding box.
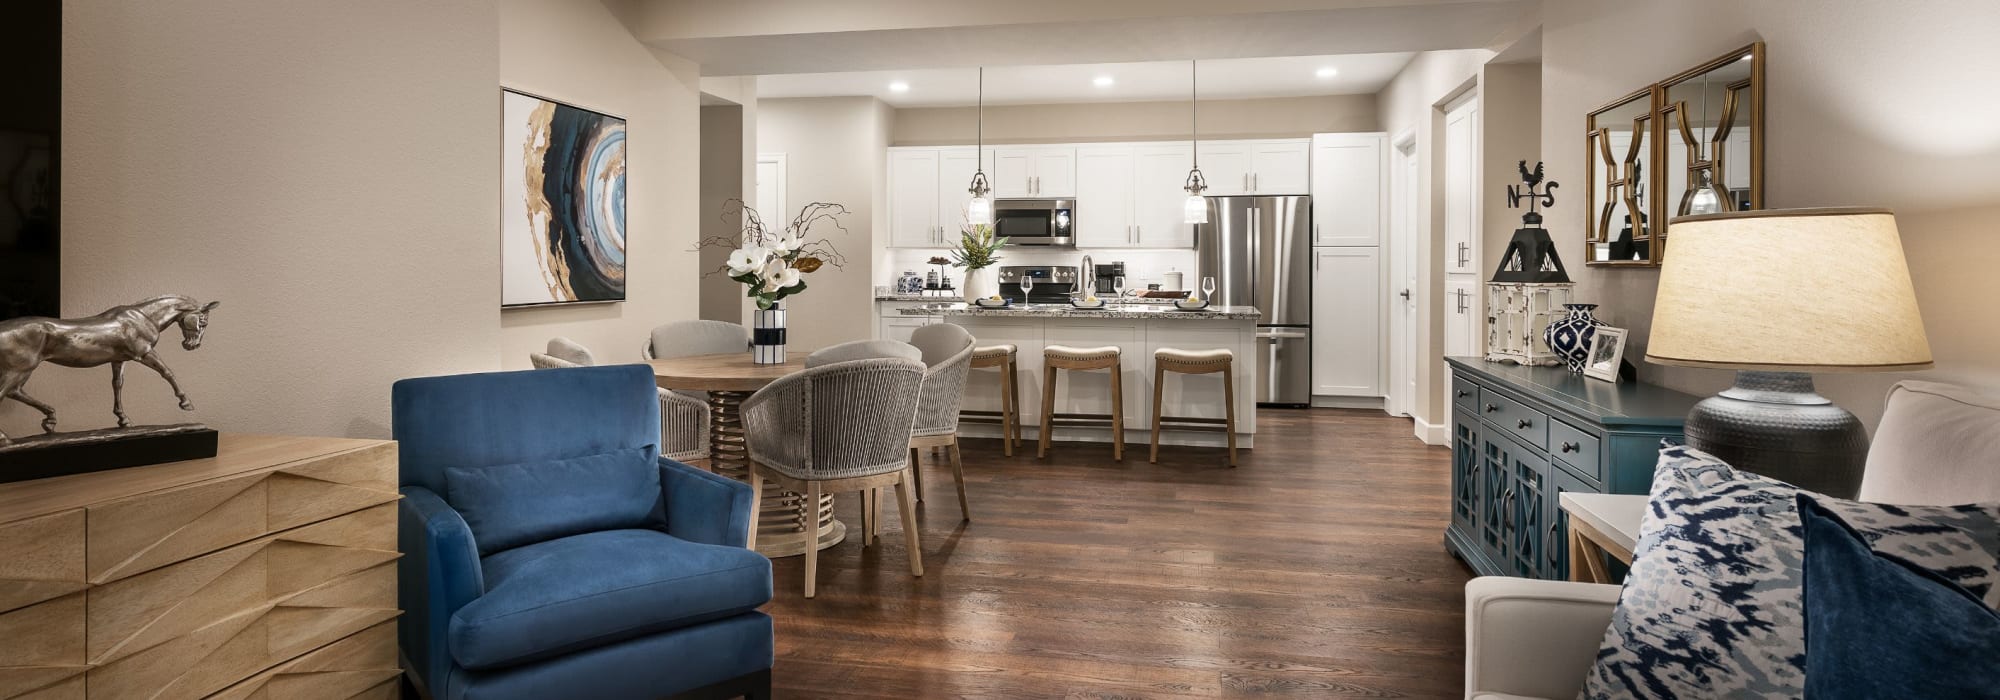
[698,104,745,323]
[498,0,704,370]
[1479,62,1541,278]
[755,97,890,351]
[1542,0,2000,429]
[1375,49,1493,438]
[892,94,1379,146]
[15,0,500,440]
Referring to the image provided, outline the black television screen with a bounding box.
[0,0,60,321]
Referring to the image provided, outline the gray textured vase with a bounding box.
[1543,303,1606,373]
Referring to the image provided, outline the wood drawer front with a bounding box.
[208,622,400,700]
[86,442,396,585]
[0,510,87,613]
[87,504,397,668]
[0,666,85,700]
[0,512,88,698]
[1481,390,1549,451]
[1550,420,1604,484]
[1452,375,1482,413]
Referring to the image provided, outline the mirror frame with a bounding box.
[1583,86,1663,268]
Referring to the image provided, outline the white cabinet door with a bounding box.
[1443,95,1481,274]
[1249,139,1311,195]
[1444,277,1482,358]
[1031,147,1077,198]
[1311,247,1382,397]
[1311,133,1386,246]
[1195,142,1252,196]
[937,148,983,234]
[1133,143,1196,248]
[993,148,1037,198]
[1074,146,1135,247]
[880,314,933,344]
[889,149,941,248]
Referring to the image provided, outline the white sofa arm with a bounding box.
[1464,576,1620,700]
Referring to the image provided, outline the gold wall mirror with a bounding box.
[1583,42,1764,268]
[1584,87,1660,266]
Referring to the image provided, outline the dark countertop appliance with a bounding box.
[1091,262,1126,294]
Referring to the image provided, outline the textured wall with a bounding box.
[755,97,890,352]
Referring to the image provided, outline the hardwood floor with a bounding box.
[765,408,1471,698]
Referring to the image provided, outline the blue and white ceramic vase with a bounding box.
[752,301,786,364]
[1543,303,1606,373]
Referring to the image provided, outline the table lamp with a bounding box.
[1647,208,1931,498]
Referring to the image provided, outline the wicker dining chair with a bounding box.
[904,323,976,521]
[741,357,927,598]
[642,320,752,361]
[531,337,709,466]
[804,339,921,368]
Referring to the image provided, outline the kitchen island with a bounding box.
[898,303,1259,449]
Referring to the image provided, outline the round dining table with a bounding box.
[648,351,844,557]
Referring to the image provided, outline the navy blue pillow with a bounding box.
[446,446,661,555]
[1800,496,2000,699]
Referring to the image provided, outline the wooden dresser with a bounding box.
[0,434,403,700]
[1444,357,1702,581]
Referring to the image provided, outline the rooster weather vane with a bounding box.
[1506,160,1560,225]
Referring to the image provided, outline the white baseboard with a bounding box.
[1414,417,1448,446]
[1309,395,1387,410]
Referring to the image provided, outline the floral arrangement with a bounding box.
[698,201,850,310]
[948,224,1009,271]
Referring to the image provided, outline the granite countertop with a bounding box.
[897,302,1260,320]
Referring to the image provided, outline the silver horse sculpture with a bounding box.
[0,295,220,443]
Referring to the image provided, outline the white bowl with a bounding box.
[1173,299,1211,310]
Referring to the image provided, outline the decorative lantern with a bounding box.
[1486,161,1576,367]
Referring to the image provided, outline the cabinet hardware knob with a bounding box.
[1484,404,1499,413]
[1457,390,1470,398]
[1516,419,1532,430]
[1560,441,1579,453]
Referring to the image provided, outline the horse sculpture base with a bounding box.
[0,424,219,484]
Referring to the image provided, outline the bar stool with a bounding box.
[960,344,1023,456]
[1039,345,1124,462]
[1150,348,1239,467]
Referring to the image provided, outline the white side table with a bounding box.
[1558,492,1646,584]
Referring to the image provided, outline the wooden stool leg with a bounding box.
[1039,363,1057,459]
[803,480,822,598]
[998,362,1015,457]
[907,446,924,502]
[894,473,924,577]
[948,440,969,521]
[1224,365,1239,468]
[1150,363,1166,464]
[1109,362,1125,462]
[1007,359,1023,450]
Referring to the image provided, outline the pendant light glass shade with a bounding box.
[1183,192,1209,224]
[966,190,993,226]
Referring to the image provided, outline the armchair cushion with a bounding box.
[1464,577,1619,700]
[449,528,771,670]
[445,446,661,555]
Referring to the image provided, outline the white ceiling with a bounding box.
[754,53,1417,107]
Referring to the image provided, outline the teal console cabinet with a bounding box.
[1444,357,1702,580]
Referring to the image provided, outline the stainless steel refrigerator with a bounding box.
[1195,196,1313,407]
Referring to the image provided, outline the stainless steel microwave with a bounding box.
[992,198,1074,246]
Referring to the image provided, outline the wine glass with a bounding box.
[1111,276,1127,307]
[1200,276,1217,305]
[1018,273,1034,304]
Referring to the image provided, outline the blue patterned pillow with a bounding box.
[1581,444,2000,699]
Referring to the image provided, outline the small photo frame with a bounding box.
[1584,327,1628,383]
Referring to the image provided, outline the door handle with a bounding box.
[1399,289,1412,300]
[1253,172,1259,192]
[1457,242,1469,267]
[1546,521,1560,569]
[1256,331,1309,340]
[1243,173,1250,191]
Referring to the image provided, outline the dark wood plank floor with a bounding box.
[765,409,1471,698]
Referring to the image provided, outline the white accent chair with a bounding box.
[1463,380,2000,699]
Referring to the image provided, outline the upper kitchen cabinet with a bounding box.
[993,146,1077,198]
[1196,139,1309,196]
[889,148,943,248]
[1133,143,1196,248]
[1310,133,1387,246]
[1074,145,1137,247]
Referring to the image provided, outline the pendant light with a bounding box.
[965,67,994,227]
[1182,60,1209,224]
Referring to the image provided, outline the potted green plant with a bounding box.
[949,224,1009,303]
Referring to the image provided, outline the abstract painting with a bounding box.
[501,89,627,306]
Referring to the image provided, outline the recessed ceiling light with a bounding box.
[888,81,910,92]
[1093,76,1115,87]
[1316,67,1339,79]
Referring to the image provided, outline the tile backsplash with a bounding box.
[880,247,1200,292]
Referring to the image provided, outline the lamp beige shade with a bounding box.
[1647,207,1932,372]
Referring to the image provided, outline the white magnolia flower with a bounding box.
[764,265,803,292]
[726,246,767,276]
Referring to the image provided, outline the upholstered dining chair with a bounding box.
[905,323,977,521]
[741,357,927,598]
[394,364,772,699]
[643,320,751,361]
[531,337,708,466]
[804,339,921,368]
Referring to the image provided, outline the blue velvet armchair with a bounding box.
[393,365,772,700]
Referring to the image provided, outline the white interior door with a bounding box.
[1388,133,1418,418]
[1443,93,1481,276]
[756,154,786,229]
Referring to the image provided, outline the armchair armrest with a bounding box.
[399,487,485,692]
[1465,576,1620,700]
[660,458,756,548]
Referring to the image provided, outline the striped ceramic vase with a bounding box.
[752,302,787,364]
